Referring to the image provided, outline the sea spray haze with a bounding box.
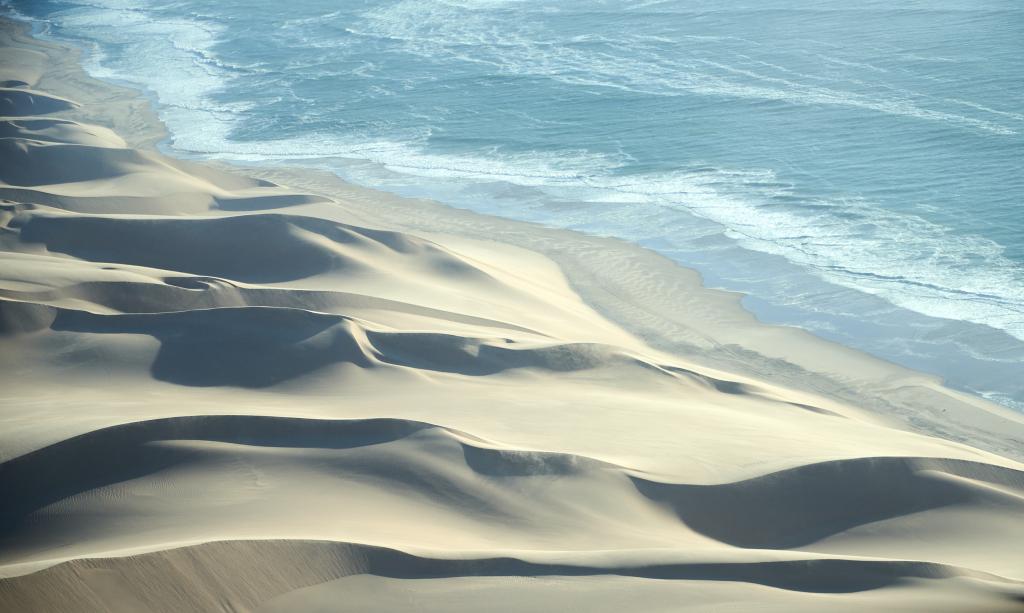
[8,0,1023,408]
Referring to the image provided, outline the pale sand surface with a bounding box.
[1,18,1023,612]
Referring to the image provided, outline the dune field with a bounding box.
[1,18,1023,612]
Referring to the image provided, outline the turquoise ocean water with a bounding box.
[5,0,1023,409]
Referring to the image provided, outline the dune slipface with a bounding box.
[1,17,1024,613]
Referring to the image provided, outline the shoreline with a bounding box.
[4,16,1022,461]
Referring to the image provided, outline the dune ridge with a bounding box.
[4,538,1023,613]
[2,414,1022,559]
[1,17,1023,612]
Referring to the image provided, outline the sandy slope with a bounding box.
[1,18,1023,612]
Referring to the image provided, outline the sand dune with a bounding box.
[5,539,1024,613]
[1,17,1023,612]
[2,415,1022,572]
[0,86,75,116]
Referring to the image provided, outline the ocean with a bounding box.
[5,0,1023,409]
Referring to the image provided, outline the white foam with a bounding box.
[581,169,1024,341]
[32,0,249,142]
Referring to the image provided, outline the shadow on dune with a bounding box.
[1,538,1019,611]
[0,141,154,185]
[632,456,1024,549]
[0,185,325,215]
[3,412,1022,558]
[13,210,489,284]
[0,118,107,144]
[38,304,638,386]
[0,87,76,116]
[0,416,437,537]
[213,193,328,211]
[303,544,999,594]
[460,443,609,478]
[51,306,371,387]
[45,302,776,391]
[15,213,355,283]
[366,330,625,375]
[0,280,541,336]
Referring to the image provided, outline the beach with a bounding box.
[1,16,1023,612]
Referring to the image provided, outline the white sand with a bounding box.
[1,18,1023,612]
